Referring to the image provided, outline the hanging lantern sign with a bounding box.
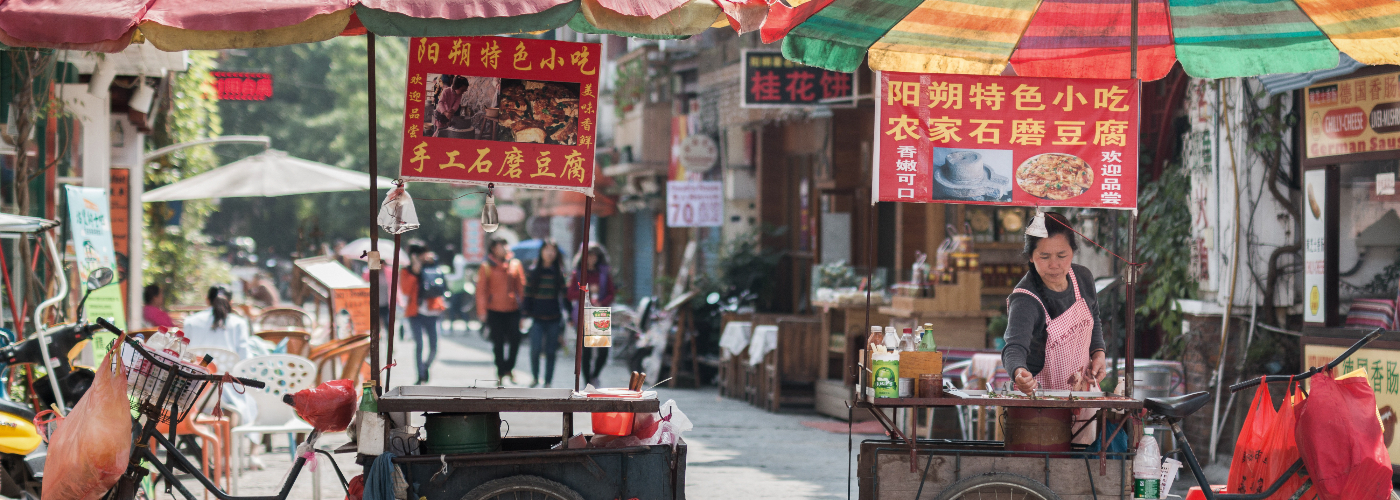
[584,306,612,347]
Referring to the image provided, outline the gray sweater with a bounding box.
[1001,264,1105,378]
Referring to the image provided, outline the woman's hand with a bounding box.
[1090,350,1107,382]
[1014,368,1038,395]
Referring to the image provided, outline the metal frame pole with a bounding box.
[574,197,594,392]
[1125,0,1139,401]
[367,32,382,391]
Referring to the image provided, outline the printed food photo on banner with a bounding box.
[495,79,581,145]
[931,148,1013,202]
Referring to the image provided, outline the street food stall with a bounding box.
[852,63,1148,497]
[341,35,687,500]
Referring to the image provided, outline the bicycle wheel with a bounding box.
[459,475,584,500]
[933,472,1062,500]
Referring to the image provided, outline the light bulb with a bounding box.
[481,193,500,232]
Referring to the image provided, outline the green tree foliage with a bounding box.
[1136,162,1198,358]
[205,37,462,258]
[146,51,232,304]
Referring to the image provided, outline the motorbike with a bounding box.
[0,267,115,499]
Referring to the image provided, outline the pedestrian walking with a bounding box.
[402,246,449,384]
[477,237,527,384]
[568,242,616,388]
[523,239,567,388]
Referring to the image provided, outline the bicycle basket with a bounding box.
[120,342,210,424]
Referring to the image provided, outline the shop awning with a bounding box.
[9,0,1400,80]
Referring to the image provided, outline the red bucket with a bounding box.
[588,389,642,436]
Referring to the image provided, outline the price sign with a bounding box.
[666,181,723,227]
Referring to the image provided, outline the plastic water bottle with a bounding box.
[1133,428,1162,500]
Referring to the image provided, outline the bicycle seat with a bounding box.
[1144,391,1211,420]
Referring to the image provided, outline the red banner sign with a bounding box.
[400,36,601,195]
[874,72,1139,209]
[211,72,273,101]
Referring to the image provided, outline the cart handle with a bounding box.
[96,318,268,389]
[1229,327,1384,393]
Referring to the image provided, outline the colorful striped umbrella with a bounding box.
[2,0,1398,80]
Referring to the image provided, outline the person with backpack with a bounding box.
[568,242,616,388]
[523,239,567,388]
[477,237,527,384]
[402,246,448,384]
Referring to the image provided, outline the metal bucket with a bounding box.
[1134,369,1174,400]
[424,412,503,454]
[1003,407,1072,456]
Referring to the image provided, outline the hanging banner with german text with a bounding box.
[400,36,601,195]
[873,72,1139,209]
[1304,71,1400,159]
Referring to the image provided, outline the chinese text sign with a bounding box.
[874,72,1139,209]
[1305,72,1400,159]
[742,50,854,107]
[400,37,601,196]
[666,181,723,227]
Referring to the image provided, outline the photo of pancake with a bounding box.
[1016,153,1094,200]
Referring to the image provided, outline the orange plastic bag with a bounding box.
[42,346,132,500]
[1226,378,1275,494]
[1252,382,1314,500]
[1296,369,1391,500]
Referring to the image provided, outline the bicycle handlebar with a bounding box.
[95,318,268,389]
[1228,326,1385,393]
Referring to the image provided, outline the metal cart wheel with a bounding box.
[933,472,1061,500]
[459,475,585,500]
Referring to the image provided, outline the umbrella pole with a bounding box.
[387,234,402,390]
[367,32,382,392]
[1124,0,1139,401]
[574,196,593,392]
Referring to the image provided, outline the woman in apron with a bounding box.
[1002,212,1107,444]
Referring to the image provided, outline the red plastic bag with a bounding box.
[1252,382,1313,500]
[1226,378,1276,495]
[292,379,357,432]
[1296,369,1391,500]
[344,474,364,500]
[42,347,132,500]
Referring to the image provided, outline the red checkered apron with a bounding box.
[1009,269,1100,444]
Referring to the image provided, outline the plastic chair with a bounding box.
[255,330,312,358]
[308,334,369,361]
[228,355,317,496]
[253,307,315,332]
[154,379,228,497]
[311,338,371,385]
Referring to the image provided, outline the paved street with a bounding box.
[176,324,859,500]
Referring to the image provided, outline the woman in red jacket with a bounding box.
[568,242,616,388]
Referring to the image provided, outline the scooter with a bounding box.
[0,267,115,499]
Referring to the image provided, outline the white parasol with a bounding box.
[142,149,393,202]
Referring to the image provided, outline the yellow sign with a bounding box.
[1304,71,1400,158]
[1302,344,1400,464]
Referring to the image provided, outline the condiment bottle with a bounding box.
[883,327,899,351]
[868,326,884,350]
[899,328,916,352]
[920,324,938,352]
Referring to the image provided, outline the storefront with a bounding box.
[1299,65,1400,469]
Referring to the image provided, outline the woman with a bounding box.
[1002,212,1106,443]
[402,246,448,385]
[182,286,267,429]
[476,238,526,384]
[523,240,567,388]
[568,242,616,388]
[142,284,175,329]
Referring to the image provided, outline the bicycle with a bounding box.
[1148,326,1397,500]
[93,319,349,500]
